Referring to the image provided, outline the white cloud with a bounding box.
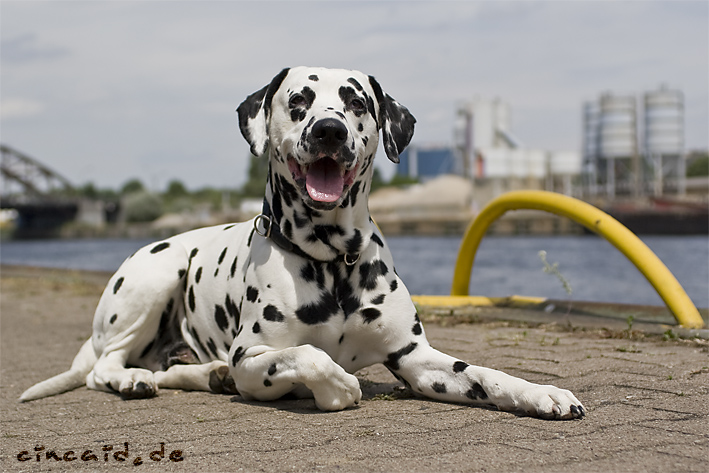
[0,98,45,119]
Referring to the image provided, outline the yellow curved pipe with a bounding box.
[452,190,704,329]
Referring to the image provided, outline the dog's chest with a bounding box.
[180,226,407,369]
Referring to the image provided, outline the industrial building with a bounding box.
[582,85,686,198]
[395,97,582,199]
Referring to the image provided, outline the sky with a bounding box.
[1,0,707,192]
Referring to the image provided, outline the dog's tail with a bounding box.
[19,338,96,402]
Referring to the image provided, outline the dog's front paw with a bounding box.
[311,371,362,411]
[522,385,585,420]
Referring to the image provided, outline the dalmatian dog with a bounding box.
[21,66,585,419]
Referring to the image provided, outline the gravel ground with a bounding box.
[1,266,707,472]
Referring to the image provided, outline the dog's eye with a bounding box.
[289,95,307,108]
[349,98,366,111]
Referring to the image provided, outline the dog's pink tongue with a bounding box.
[306,158,343,203]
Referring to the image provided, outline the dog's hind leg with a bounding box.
[85,240,190,399]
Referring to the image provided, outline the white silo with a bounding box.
[598,93,638,196]
[643,85,685,195]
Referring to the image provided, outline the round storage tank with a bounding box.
[598,94,637,158]
[582,101,600,160]
[644,87,683,155]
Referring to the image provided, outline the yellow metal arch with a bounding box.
[450,190,704,329]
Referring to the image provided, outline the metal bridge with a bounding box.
[1,144,79,238]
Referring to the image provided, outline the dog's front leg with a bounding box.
[230,344,362,411]
[388,343,585,420]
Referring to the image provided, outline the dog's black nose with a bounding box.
[312,118,348,147]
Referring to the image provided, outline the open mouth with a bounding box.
[288,156,358,204]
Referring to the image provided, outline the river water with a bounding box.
[1,235,707,308]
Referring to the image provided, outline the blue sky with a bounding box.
[1,1,707,191]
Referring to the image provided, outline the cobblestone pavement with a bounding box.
[1,266,707,472]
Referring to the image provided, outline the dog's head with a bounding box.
[237,67,415,211]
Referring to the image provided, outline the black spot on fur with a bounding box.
[214,305,228,331]
[109,314,118,324]
[231,346,245,366]
[296,292,339,325]
[246,286,259,303]
[230,255,238,278]
[349,181,362,207]
[252,322,260,333]
[371,233,384,247]
[453,361,469,373]
[308,74,319,81]
[345,229,363,255]
[195,267,203,283]
[113,277,124,294]
[263,304,285,322]
[189,248,199,260]
[283,219,293,240]
[309,224,345,246]
[150,242,170,254]
[206,338,218,357]
[347,77,363,91]
[225,295,240,326]
[371,294,385,305]
[301,262,326,289]
[218,247,228,264]
[188,286,196,312]
[361,307,381,324]
[359,260,388,290]
[301,263,316,283]
[338,334,344,344]
[432,382,447,394]
[384,342,418,371]
[390,279,398,292]
[293,211,308,228]
[268,363,277,376]
[178,268,186,279]
[412,321,422,336]
[331,265,360,318]
[264,379,272,387]
[358,123,364,132]
[466,382,488,400]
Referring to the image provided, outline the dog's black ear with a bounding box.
[368,76,416,163]
[237,68,290,157]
